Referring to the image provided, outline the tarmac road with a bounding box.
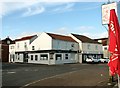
[2,63,110,87]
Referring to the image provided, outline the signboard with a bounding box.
[102,2,120,25]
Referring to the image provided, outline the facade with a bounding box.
[9,32,79,65]
[0,37,12,62]
[69,33,103,63]
[9,35,37,63]
[94,38,110,58]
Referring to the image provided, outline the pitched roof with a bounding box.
[15,35,36,42]
[71,33,100,44]
[94,38,108,46]
[47,33,76,42]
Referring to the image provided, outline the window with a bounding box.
[57,41,60,49]
[32,46,35,50]
[87,44,90,49]
[56,54,62,60]
[95,45,98,50]
[104,47,107,50]
[65,54,68,59]
[24,42,27,48]
[31,55,33,60]
[40,54,48,60]
[50,53,54,60]
[18,54,19,60]
[35,55,38,61]
[71,44,74,48]
[17,43,19,49]
[11,46,14,49]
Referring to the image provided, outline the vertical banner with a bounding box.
[102,2,120,25]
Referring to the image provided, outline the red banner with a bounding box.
[108,9,120,76]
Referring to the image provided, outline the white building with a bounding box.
[69,33,103,63]
[9,32,79,65]
[94,38,110,58]
[9,35,38,63]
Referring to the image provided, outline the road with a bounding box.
[2,63,109,87]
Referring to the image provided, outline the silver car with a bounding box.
[86,57,100,63]
[99,58,109,63]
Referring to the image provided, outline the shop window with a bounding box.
[56,54,62,60]
[18,54,19,60]
[35,55,38,61]
[40,54,48,60]
[31,55,33,60]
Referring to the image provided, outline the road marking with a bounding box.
[7,72,16,74]
[20,69,88,88]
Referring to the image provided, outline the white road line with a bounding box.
[20,69,88,88]
[7,72,16,74]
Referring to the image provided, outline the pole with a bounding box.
[118,75,120,88]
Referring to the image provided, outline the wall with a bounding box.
[30,32,52,51]
[9,44,15,62]
[15,40,29,52]
[52,39,78,51]
[1,44,9,62]
[82,43,103,54]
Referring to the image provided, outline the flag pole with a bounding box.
[118,74,120,88]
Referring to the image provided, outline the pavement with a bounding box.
[22,65,114,88]
[2,63,118,88]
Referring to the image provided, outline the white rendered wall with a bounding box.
[30,32,52,51]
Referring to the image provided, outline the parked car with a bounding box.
[99,58,109,63]
[86,57,100,63]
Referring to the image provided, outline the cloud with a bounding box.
[77,26,95,32]
[0,0,113,2]
[1,1,75,17]
[22,6,45,17]
[52,3,74,13]
[1,1,42,17]
[54,27,69,35]
[79,32,108,39]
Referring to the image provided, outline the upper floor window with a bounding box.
[17,43,19,49]
[95,45,98,50]
[24,42,27,48]
[71,44,74,48]
[32,46,35,50]
[87,44,90,49]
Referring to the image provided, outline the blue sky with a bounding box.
[1,0,119,40]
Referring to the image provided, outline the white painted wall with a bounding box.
[69,34,82,50]
[30,32,52,51]
[82,43,103,54]
[103,45,110,58]
[52,39,79,51]
[9,44,15,62]
[15,40,29,52]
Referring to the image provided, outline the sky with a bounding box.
[1,0,119,40]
